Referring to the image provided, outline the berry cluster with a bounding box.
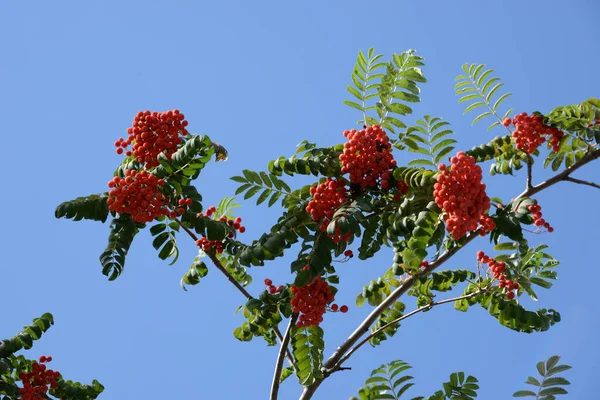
[19,356,59,400]
[339,125,396,188]
[195,207,246,253]
[263,279,284,294]
[291,276,339,327]
[434,152,494,240]
[306,178,351,243]
[115,110,189,168]
[107,170,169,223]
[503,113,564,154]
[477,251,519,299]
[527,201,554,232]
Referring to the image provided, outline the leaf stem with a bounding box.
[564,176,600,190]
[270,314,298,400]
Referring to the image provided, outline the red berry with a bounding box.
[264,278,272,286]
[340,305,349,313]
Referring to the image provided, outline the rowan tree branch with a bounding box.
[173,218,297,373]
[299,147,600,400]
[564,176,600,190]
[271,314,298,400]
[333,289,486,370]
[526,155,533,191]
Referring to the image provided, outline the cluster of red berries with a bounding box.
[527,201,554,232]
[195,207,246,253]
[107,170,170,223]
[434,152,495,240]
[263,278,285,294]
[503,113,564,154]
[339,125,397,188]
[19,356,59,400]
[306,178,351,243]
[115,110,189,168]
[477,251,519,299]
[290,276,345,327]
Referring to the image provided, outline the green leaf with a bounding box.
[513,390,537,397]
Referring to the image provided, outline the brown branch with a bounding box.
[300,147,600,400]
[564,176,600,190]
[271,314,298,400]
[333,289,485,370]
[173,217,297,373]
[515,149,600,200]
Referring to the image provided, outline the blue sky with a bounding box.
[1,1,599,399]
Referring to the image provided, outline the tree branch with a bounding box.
[526,155,533,191]
[515,149,600,200]
[173,218,297,373]
[300,147,600,400]
[564,176,600,190]
[333,289,485,370]
[271,314,298,400]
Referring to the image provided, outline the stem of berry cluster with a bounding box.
[271,313,298,400]
[298,147,600,400]
[173,218,298,373]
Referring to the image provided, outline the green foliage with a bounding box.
[392,167,437,192]
[356,267,404,308]
[150,221,179,264]
[0,314,54,358]
[493,242,559,301]
[180,256,209,291]
[545,98,600,145]
[291,326,325,386]
[214,196,240,220]
[344,48,387,127]
[513,355,571,399]
[344,48,425,135]
[369,301,406,346]
[410,269,476,306]
[350,360,414,400]
[401,203,440,272]
[465,134,512,163]
[455,63,513,131]
[402,116,456,167]
[99,215,140,281]
[51,378,105,400]
[55,194,110,223]
[268,144,344,178]
[233,290,292,346]
[231,169,293,207]
[543,136,587,171]
[420,372,479,400]
[153,134,215,185]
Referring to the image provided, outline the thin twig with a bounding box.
[526,155,533,190]
[334,289,485,370]
[173,217,297,373]
[564,176,600,190]
[270,314,298,400]
[300,148,600,400]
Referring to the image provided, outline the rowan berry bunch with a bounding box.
[290,276,339,327]
[477,251,519,299]
[503,113,564,154]
[18,356,59,400]
[115,109,189,168]
[339,125,397,189]
[263,278,284,294]
[434,152,494,240]
[527,201,554,232]
[306,178,351,243]
[107,170,169,223]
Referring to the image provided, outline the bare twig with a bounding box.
[564,176,600,190]
[334,289,485,370]
[173,218,297,373]
[300,148,600,400]
[271,314,298,400]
